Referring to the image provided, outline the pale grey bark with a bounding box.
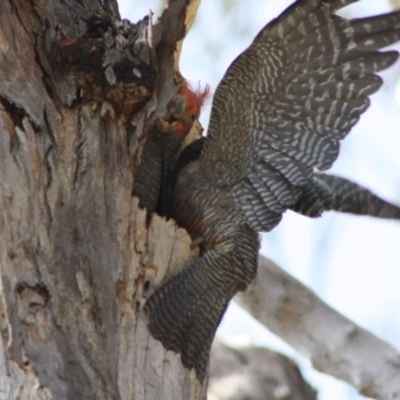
[0,0,207,398]
[235,256,400,400]
[390,1,400,11]
[208,341,316,400]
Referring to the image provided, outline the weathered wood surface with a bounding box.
[0,0,208,398]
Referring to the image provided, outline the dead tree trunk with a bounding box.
[0,0,209,398]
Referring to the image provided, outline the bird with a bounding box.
[143,0,400,382]
[132,81,208,217]
[174,136,400,220]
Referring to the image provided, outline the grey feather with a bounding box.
[146,1,400,381]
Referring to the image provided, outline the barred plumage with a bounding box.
[292,173,400,219]
[133,82,206,216]
[132,126,179,216]
[145,0,400,381]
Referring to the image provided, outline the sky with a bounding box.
[119,1,400,399]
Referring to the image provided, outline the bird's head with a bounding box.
[162,81,210,141]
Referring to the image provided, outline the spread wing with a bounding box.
[200,0,400,231]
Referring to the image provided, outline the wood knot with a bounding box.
[16,283,52,340]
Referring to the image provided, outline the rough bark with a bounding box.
[0,0,208,398]
[235,256,400,400]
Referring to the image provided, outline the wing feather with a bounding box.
[291,55,395,83]
[257,147,310,186]
[199,0,400,231]
[232,180,283,231]
[250,163,294,209]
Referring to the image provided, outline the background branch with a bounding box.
[209,340,317,400]
[235,255,400,399]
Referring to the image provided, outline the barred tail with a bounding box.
[145,260,230,382]
[292,173,400,220]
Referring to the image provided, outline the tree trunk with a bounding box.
[0,0,209,398]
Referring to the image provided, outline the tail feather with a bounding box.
[291,173,400,220]
[145,261,230,381]
[319,174,400,219]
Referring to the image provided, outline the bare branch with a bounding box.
[209,341,317,400]
[235,256,400,399]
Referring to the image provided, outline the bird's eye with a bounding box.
[167,115,178,124]
[190,114,196,121]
